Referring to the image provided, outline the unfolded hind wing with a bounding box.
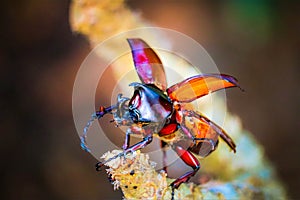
[167,74,242,103]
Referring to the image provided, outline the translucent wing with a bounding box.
[127,38,167,91]
[180,109,236,157]
[167,74,241,103]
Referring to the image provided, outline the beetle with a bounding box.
[80,38,241,199]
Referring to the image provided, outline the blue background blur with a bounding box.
[1,0,299,199]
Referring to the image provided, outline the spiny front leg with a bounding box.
[80,105,117,152]
[170,145,200,200]
[96,135,153,171]
[81,94,131,153]
[160,140,168,173]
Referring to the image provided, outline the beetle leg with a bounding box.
[80,105,118,152]
[192,137,216,151]
[122,129,131,150]
[170,145,200,200]
[123,135,153,154]
[97,105,117,118]
[180,125,194,140]
[183,110,236,153]
[160,140,168,173]
[96,135,153,171]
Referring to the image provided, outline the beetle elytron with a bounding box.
[81,38,241,199]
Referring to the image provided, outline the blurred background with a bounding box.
[1,0,299,199]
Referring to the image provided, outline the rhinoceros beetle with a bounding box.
[81,38,241,199]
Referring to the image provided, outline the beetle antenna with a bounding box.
[80,112,99,152]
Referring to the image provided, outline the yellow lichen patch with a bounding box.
[101,147,286,200]
[102,150,169,200]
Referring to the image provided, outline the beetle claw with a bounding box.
[95,162,104,171]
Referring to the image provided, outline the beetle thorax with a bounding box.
[128,83,173,130]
